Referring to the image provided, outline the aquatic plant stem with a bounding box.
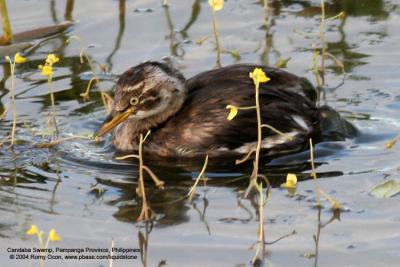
[66,36,100,99]
[9,61,17,147]
[138,133,150,222]
[257,183,266,262]
[263,0,269,27]
[309,138,321,207]
[188,155,209,202]
[312,48,321,88]
[252,82,262,189]
[0,0,13,43]
[47,74,59,138]
[319,0,326,85]
[211,10,222,68]
[313,207,322,267]
[0,106,8,120]
[80,76,99,99]
[3,56,19,148]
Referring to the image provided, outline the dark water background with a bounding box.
[1,0,400,266]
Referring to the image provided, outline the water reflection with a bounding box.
[0,0,398,266]
[105,0,126,71]
[64,0,75,21]
[162,0,202,60]
[260,0,387,75]
[310,208,341,267]
[85,157,342,226]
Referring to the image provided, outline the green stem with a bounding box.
[258,182,265,258]
[319,0,326,85]
[253,83,262,182]
[138,133,149,221]
[48,75,58,138]
[10,61,16,147]
[0,0,13,43]
[212,10,221,68]
[237,105,256,110]
[309,138,321,207]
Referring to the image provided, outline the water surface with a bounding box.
[1,0,400,266]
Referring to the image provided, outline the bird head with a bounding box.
[95,61,187,138]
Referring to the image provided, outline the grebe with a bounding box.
[95,62,357,158]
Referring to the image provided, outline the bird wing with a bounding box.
[151,65,320,157]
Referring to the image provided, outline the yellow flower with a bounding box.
[226,105,238,121]
[14,52,27,64]
[208,0,224,11]
[48,228,62,241]
[46,54,59,65]
[249,68,270,86]
[281,173,297,189]
[5,55,11,62]
[26,225,39,235]
[39,65,53,76]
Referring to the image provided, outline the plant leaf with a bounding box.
[370,179,400,198]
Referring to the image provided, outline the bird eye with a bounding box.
[130,97,139,106]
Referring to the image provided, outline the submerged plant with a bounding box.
[26,225,62,267]
[65,36,100,100]
[208,0,224,67]
[225,67,273,264]
[309,138,341,210]
[187,155,209,202]
[251,179,271,264]
[281,173,298,196]
[386,135,400,149]
[0,0,13,44]
[247,68,270,191]
[1,52,27,148]
[116,131,164,222]
[316,1,345,88]
[39,53,60,139]
[226,68,294,190]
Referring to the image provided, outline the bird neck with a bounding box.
[145,87,187,128]
[112,86,187,151]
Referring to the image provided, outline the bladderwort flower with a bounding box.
[226,105,238,121]
[208,0,224,11]
[48,228,62,241]
[26,224,39,235]
[281,173,298,189]
[249,67,270,87]
[38,53,60,137]
[38,65,53,76]
[226,68,270,121]
[14,52,27,64]
[26,224,62,247]
[39,54,60,76]
[45,54,60,65]
[2,52,27,147]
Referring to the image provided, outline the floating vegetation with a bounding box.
[187,155,209,202]
[0,1,398,267]
[116,131,165,222]
[66,35,101,100]
[385,135,400,149]
[0,0,12,44]
[38,54,60,139]
[26,225,62,267]
[281,173,297,196]
[1,52,27,148]
[208,0,223,67]
[370,179,400,199]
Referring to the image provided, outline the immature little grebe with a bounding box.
[95,61,357,158]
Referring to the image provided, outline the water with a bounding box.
[1,0,400,266]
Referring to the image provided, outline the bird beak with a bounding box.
[94,108,133,138]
